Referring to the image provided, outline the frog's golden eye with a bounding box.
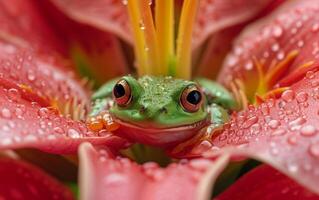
[180,85,203,112]
[113,79,132,106]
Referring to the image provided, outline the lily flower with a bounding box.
[0,0,319,200]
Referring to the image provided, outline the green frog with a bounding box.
[88,75,237,148]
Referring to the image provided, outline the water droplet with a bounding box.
[312,23,319,32]
[7,88,20,101]
[38,107,49,118]
[67,129,80,138]
[271,129,286,136]
[309,143,319,159]
[273,26,283,38]
[27,70,36,81]
[1,108,11,119]
[268,120,280,129]
[287,135,298,145]
[306,71,315,79]
[300,125,317,136]
[139,20,145,30]
[297,40,304,48]
[289,117,306,128]
[296,92,308,103]
[243,116,258,129]
[281,90,295,102]
[277,51,285,60]
[244,61,253,70]
[53,127,64,134]
[271,43,280,52]
[287,163,299,173]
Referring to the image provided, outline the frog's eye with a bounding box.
[113,79,132,106]
[180,85,203,112]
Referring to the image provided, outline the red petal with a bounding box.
[0,0,66,55]
[216,165,319,200]
[33,0,129,85]
[48,0,132,44]
[193,0,282,48]
[0,42,127,153]
[79,143,229,200]
[211,70,319,194]
[0,157,74,200]
[0,40,89,112]
[0,78,126,153]
[218,0,319,98]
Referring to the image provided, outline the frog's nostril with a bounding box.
[140,106,147,114]
[160,107,168,114]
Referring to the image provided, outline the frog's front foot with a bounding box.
[86,111,120,132]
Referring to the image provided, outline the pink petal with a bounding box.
[0,78,126,153]
[48,0,131,44]
[211,69,319,195]
[0,40,89,112]
[0,42,127,153]
[79,143,229,200]
[33,0,129,85]
[193,0,282,48]
[218,0,319,98]
[216,165,319,200]
[0,0,66,55]
[0,157,74,200]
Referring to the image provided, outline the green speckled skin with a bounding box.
[91,75,237,128]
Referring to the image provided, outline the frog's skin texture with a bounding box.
[89,75,236,147]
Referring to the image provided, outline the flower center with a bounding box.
[125,0,199,79]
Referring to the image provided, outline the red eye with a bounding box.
[180,85,203,112]
[113,79,132,106]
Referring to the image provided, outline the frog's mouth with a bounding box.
[111,116,210,148]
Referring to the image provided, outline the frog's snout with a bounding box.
[138,105,168,119]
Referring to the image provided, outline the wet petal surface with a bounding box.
[211,69,319,194]
[193,0,282,48]
[216,165,319,200]
[48,0,131,44]
[219,0,319,98]
[79,143,229,200]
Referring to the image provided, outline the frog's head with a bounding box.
[110,75,210,147]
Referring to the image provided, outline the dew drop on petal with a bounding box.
[271,129,286,136]
[281,90,295,102]
[1,108,12,119]
[309,143,319,159]
[7,88,20,101]
[273,26,283,38]
[67,129,80,138]
[300,125,317,137]
[312,23,319,32]
[271,43,280,52]
[287,163,299,173]
[296,92,308,103]
[287,135,298,145]
[268,120,280,129]
[242,116,258,129]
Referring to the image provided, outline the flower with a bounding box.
[0,0,319,199]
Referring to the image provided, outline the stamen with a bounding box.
[139,0,159,74]
[127,0,148,75]
[155,0,174,75]
[176,0,199,79]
